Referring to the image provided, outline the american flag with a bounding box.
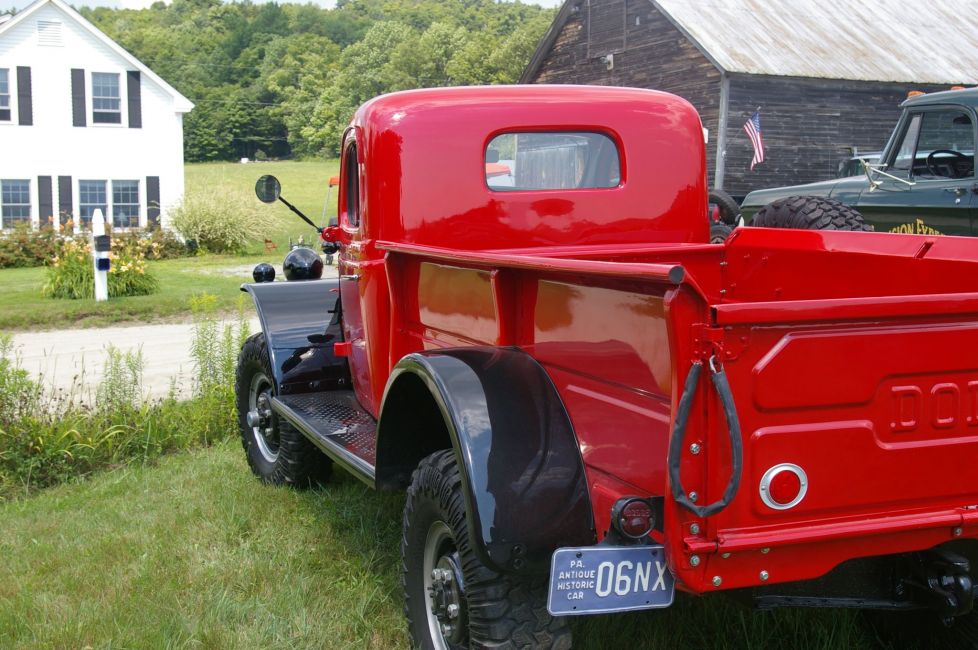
[743,111,764,170]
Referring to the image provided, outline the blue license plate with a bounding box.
[547,545,675,616]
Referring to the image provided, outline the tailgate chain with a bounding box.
[667,356,744,518]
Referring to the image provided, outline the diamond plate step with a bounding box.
[272,390,376,482]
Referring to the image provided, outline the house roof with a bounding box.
[523,0,978,86]
[0,0,193,112]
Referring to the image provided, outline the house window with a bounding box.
[91,72,121,124]
[1,179,31,228]
[79,180,107,226]
[112,180,139,228]
[0,69,10,122]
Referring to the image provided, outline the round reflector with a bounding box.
[611,497,655,539]
[759,464,808,510]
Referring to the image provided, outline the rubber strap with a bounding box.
[667,358,744,518]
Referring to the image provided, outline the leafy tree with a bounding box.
[81,0,556,161]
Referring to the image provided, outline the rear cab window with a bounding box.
[485,132,621,191]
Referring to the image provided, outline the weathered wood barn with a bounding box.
[521,0,978,197]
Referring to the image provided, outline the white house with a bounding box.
[0,0,193,231]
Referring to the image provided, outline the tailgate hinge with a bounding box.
[692,324,749,363]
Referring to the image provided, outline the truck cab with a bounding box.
[742,87,978,236]
[239,85,978,649]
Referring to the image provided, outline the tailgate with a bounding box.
[670,313,978,592]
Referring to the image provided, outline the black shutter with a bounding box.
[38,176,53,225]
[127,70,141,128]
[146,176,160,228]
[16,66,32,125]
[58,176,73,226]
[71,69,86,127]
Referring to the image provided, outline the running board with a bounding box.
[271,390,377,485]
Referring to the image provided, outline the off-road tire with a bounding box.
[709,188,741,225]
[402,450,572,650]
[710,222,734,244]
[752,195,872,231]
[235,333,332,487]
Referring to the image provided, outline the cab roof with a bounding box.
[902,87,978,109]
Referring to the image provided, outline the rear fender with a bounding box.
[242,279,350,394]
[376,347,596,574]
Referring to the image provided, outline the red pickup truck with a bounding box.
[239,85,978,649]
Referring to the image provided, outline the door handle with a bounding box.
[945,187,967,196]
[340,274,360,281]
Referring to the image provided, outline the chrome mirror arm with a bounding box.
[863,160,915,190]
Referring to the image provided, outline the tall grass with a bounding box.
[0,294,249,501]
[170,190,265,253]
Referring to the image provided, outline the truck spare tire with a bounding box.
[708,189,741,225]
[752,195,872,231]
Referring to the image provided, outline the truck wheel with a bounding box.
[235,333,332,487]
[402,450,571,650]
[710,222,734,243]
[752,195,872,231]
[708,189,741,225]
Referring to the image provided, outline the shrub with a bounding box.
[0,223,68,268]
[43,237,160,300]
[108,228,190,260]
[170,189,265,254]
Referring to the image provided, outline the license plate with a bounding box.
[547,545,675,616]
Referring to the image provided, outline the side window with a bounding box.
[1,179,31,228]
[890,114,922,173]
[112,180,140,228]
[79,179,107,227]
[485,131,621,191]
[343,143,360,228]
[916,110,975,179]
[91,72,121,125]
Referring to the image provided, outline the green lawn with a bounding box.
[188,160,340,253]
[0,441,884,650]
[0,254,260,330]
[0,161,339,331]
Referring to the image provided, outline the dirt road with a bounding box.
[11,317,260,402]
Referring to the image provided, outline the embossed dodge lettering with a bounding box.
[891,381,978,433]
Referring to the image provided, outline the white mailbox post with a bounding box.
[91,209,110,302]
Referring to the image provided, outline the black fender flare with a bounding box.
[376,347,595,574]
[241,279,350,394]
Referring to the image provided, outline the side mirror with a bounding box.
[255,175,281,203]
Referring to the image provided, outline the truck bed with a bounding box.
[378,226,978,592]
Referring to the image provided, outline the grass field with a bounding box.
[0,441,886,650]
[0,161,337,331]
[188,160,340,253]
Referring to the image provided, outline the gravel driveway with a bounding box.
[11,317,261,402]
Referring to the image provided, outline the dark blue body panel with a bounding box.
[377,348,596,574]
[242,279,351,395]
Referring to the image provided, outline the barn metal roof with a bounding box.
[652,0,978,84]
[523,0,978,85]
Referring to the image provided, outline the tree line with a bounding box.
[78,0,555,162]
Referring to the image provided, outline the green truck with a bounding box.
[741,88,978,236]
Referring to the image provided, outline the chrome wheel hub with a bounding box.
[423,521,467,649]
[248,372,279,463]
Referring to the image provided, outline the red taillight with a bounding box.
[759,464,808,510]
[611,497,655,539]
